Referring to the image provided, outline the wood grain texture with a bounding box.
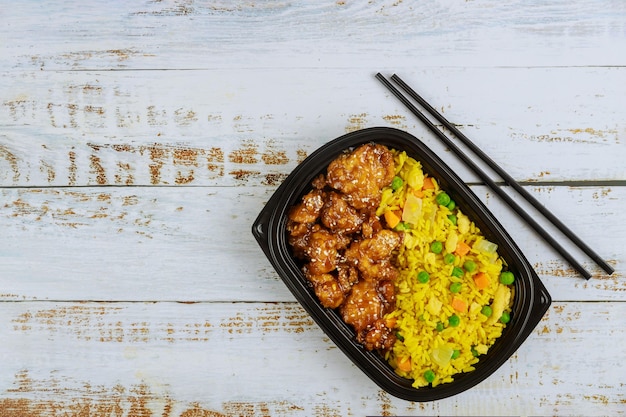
[0,301,624,416]
[0,185,622,302]
[2,0,626,70]
[1,0,625,415]
[1,68,625,186]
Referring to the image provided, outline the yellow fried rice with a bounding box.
[377,150,514,388]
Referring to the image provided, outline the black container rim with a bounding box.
[252,126,551,401]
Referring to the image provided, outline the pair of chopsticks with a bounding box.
[376,72,614,280]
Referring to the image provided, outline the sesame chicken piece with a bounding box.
[326,144,395,210]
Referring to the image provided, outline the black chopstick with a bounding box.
[376,72,604,280]
[388,73,614,277]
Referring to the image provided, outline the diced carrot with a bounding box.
[412,188,424,198]
[397,356,412,372]
[455,241,471,257]
[451,297,468,313]
[473,272,490,289]
[384,210,402,229]
[422,176,435,190]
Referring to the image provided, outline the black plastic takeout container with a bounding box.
[252,127,551,401]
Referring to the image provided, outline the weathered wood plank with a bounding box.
[0,301,624,416]
[0,185,622,302]
[1,68,625,187]
[1,2,624,416]
[0,186,283,302]
[2,0,625,70]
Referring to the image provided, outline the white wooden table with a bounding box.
[1,1,625,416]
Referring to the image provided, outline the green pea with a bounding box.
[436,321,444,332]
[448,314,460,327]
[444,253,456,265]
[391,176,403,191]
[424,369,436,383]
[481,305,493,317]
[500,311,511,324]
[463,260,477,272]
[447,214,457,225]
[500,271,515,285]
[435,192,451,206]
[451,266,464,278]
[430,241,443,254]
[449,282,462,293]
[447,200,456,211]
[394,221,411,231]
[471,347,479,357]
[451,349,461,359]
[417,271,430,283]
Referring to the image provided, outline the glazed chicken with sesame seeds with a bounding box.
[287,188,325,225]
[326,143,396,210]
[340,279,397,351]
[344,230,401,282]
[302,227,341,275]
[302,266,345,309]
[286,143,402,353]
[321,191,363,235]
